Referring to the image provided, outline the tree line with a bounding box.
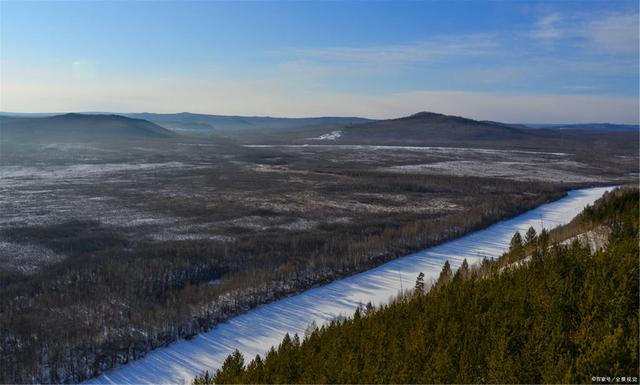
[201,188,639,384]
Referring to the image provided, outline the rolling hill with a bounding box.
[337,111,533,144]
[0,113,175,142]
[1,111,637,157]
[125,112,372,133]
[289,111,639,156]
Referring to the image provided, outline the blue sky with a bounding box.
[1,1,638,123]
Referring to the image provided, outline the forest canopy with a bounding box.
[200,188,639,384]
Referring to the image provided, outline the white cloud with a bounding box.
[558,85,599,92]
[274,34,500,65]
[529,10,639,55]
[530,13,562,39]
[585,12,639,54]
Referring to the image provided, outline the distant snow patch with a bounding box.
[246,144,568,156]
[381,160,603,183]
[309,131,342,141]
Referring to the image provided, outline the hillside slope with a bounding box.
[202,188,639,384]
[0,113,174,142]
[297,111,639,157]
[126,112,371,133]
[341,111,533,144]
[272,112,640,166]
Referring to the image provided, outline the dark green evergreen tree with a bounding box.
[509,231,524,261]
[525,226,537,245]
[537,228,550,251]
[510,231,523,250]
[213,349,245,384]
[436,261,452,287]
[458,258,470,279]
[414,272,425,293]
[193,371,212,385]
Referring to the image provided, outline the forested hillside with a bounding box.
[316,112,639,159]
[0,113,174,142]
[202,188,639,384]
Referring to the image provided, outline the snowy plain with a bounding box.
[86,186,612,385]
[244,144,568,156]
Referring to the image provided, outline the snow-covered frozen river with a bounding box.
[87,186,612,385]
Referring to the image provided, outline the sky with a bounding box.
[1,1,638,123]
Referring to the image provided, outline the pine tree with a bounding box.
[509,232,524,261]
[213,349,245,384]
[459,259,470,279]
[537,228,550,251]
[525,226,537,245]
[510,231,523,250]
[414,272,425,293]
[365,301,375,316]
[193,370,212,385]
[436,261,452,287]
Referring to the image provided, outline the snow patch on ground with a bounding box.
[499,256,532,273]
[0,162,188,182]
[0,241,65,274]
[382,160,604,183]
[245,144,569,156]
[309,131,343,141]
[560,226,610,253]
[85,186,611,385]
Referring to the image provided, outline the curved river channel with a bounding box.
[87,186,612,385]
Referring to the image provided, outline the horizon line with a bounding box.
[1,110,639,126]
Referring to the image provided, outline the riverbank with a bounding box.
[87,186,611,385]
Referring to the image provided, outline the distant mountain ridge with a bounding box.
[124,112,372,132]
[0,111,637,153]
[1,111,636,132]
[332,111,535,146]
[0,113,174,142]
[291,111,638,156]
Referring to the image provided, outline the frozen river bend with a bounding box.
[87,186,612,385]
